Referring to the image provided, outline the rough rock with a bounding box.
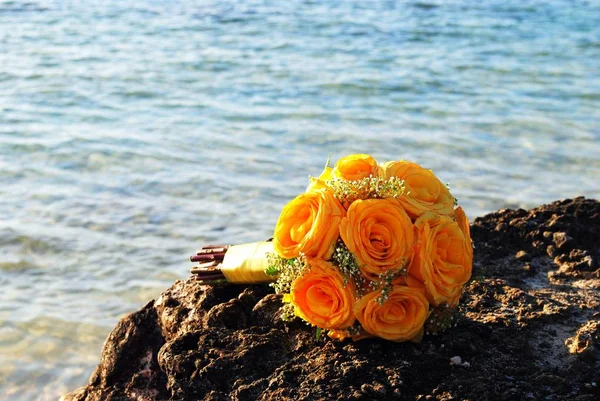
[61,197,600,401]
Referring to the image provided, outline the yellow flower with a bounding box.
[339,198,416,281]
[273,188,345,259]
[333,154,381,181]
[286,259,356,330]
[454,205,472,246]
[353,282,430,342]
[382,160,454,218]
[408,208,473,307]
[306,166,333,192]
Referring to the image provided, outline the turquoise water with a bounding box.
[1,0,599,399]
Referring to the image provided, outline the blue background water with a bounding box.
[1,0,599,399]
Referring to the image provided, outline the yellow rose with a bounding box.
[339,198,416,281]
[333,154,381,181]
[353,283,430,342]
[273,188,345,259]
[454,206,472,247]
[382,160,454,218]
[286,259,356,330]
[408,208,473,307]
[306,166,333,192]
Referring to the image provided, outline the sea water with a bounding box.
[0,0,599,399]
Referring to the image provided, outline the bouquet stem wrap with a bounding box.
[219,241,275,284]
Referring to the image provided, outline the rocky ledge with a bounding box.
[62,197,600,401]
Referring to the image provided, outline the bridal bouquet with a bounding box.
[191,154,473,342]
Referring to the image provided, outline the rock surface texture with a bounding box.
[62,197,600,401]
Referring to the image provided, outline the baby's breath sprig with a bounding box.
[371,272,395,305]
[327,176,406,205]
[266,253,308,295]
[367,262,409,305]
[446,182,458,206]
[332,241,366,294]
[424,304,456,335]
[346,321,363,337]
[265,252,286,277]
[280,303,296,322]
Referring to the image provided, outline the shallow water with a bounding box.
[0,0,599,399]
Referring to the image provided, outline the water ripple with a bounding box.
[1,0,599,399]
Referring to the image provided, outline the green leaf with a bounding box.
[264,265,281,276]
[315,327,322,342]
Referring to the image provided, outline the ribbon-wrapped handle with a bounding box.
[190,241,276,284]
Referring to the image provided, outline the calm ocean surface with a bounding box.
[1,0,599,399]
